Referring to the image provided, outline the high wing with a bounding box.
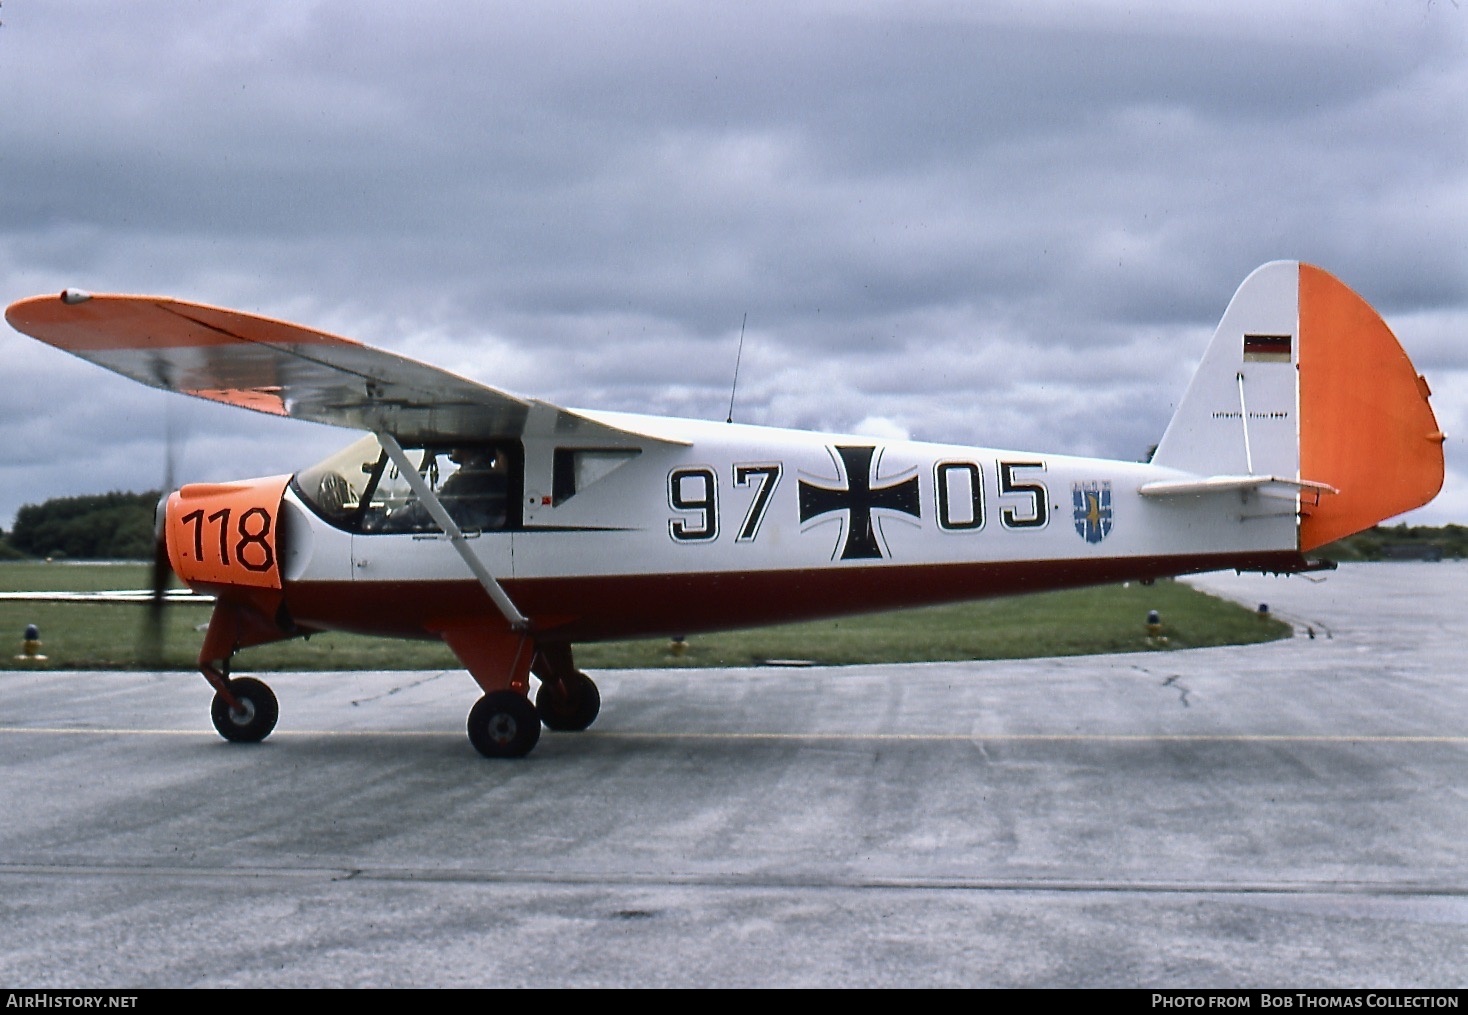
[4,290,683,446]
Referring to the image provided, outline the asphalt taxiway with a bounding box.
[1,563,1464,987]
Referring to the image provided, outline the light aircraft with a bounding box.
[4,262,1445,757]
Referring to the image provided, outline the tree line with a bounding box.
[0,491,161,560]
[1321,523,1468,561]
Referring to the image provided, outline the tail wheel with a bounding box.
[468,691,541,758]
[537,670,601,732]
[210,677,279,743]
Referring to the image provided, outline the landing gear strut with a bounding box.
[440,631,602,758]
[198,600,288,745]
[461,643,603,757]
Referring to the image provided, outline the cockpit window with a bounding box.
[294,435,518,534]
[361,445,513,533]
[294,434,382,528]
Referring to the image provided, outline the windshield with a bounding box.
[294,434,383,528]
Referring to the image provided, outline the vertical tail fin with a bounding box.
[1150,261,1444,551]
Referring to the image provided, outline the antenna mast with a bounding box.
[726,312,747,424]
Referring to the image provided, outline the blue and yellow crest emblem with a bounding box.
[1072,481,1113,544]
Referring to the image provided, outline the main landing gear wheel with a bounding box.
[467,691,541,758]
[210,676,279,743]
[536,670,601,732]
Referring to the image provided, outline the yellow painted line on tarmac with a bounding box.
[594,731,1468,744]
[1,725,1465,745]
[0,725,455,738]
[0,725,457,738]
[0,726,210,737]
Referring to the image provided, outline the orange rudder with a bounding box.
[1298,265,1445,551]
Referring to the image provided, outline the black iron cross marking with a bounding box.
[798,445,921,560]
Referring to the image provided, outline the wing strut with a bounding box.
[376,432,530,631]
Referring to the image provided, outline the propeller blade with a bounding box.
[139,494,171,668]
[140,403,178,669]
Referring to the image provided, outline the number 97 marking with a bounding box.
[669,464,784,544]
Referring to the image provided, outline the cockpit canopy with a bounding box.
[293,434,518,534]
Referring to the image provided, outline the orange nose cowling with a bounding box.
[165,475,292,593]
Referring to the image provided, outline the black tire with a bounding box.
[210,677,279,743]
[537,671,601,732]
[467,691,541,758]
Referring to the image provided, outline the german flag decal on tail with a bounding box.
[1243,333,1292,362]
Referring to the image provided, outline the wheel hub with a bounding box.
[487,713,518,744]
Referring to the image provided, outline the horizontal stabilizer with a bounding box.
[1139,474,1339,501]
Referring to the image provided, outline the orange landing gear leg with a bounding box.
[436,623,541,758]
[198,602,279,743]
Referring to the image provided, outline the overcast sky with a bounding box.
[2,1,1464,533]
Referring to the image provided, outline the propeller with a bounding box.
[140,404,178,669]
[139,495,172,667]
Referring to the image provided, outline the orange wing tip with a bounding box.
[6,292,368,352]
[1428,431,1447,444]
